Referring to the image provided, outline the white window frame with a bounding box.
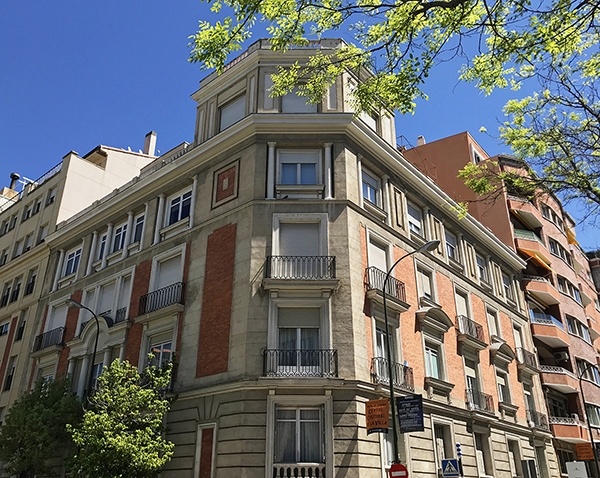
[445,230,458,261]
[475,253,489,284]
[149,244,186,293]
[486,307,501,338]
[219,94,246,131]
[362,168,381,208]
[407,202,424,237]
[276,149,322,186]
[265,394,333,478]
[502,272,515,302]
[281,86,318,113]
[431,417,455,472]
[165,189,192,228]
[132,214,145,243]
[416,263,436,303]
[272,213,328,257]
[63,247,82,277]
[496,368,511,404]
[112,222,128,253]
[422,330,446,381]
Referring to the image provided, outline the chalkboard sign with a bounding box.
[397,394,424,433]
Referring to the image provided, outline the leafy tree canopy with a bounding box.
[189,0,600,217]
[67,359,174,478]
[0,377,83,478]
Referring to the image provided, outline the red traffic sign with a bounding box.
[389,463,408,478]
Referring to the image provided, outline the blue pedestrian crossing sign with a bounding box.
[441,459,460,477]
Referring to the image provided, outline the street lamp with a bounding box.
[65,298,101,399]
[577,363,600,476]
[383,239,440,464]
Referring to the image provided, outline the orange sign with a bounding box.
[576,443,595,461]
[366,399,389,435]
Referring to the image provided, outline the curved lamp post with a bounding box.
[383,239,440,464]
[65,299,101,398]
[577,362,600,475]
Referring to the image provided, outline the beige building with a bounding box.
[6,41,565,478]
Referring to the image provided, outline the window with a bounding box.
[407,202,423,236]
[475,433,493,476]
[32,198,41,215]
[24,268,37,295]
[148,340,173,369]
[549,238,573,266]
[557,276,582,303]
[455,289,470,319]
[425,342,443,379]
[15,309,26,341]
[445,231,458,261]
[507,440,523,478]
[166,190,192,226]
[9,215,17,231]
[497,370,510,403]
[566,315,591,342]
[97,234,107,260]
[586,404,600,427]
[362,169,381,207]
[278,151,320,186]
[0,283,11,307]
[46,187,56,205]
[576,359,600,384]
[13,239,23,258]
[275,308,321,375]
[133,214,145,243]
[541,204,565,231]
[547,396,568,417]
[23,234,32,253]
[38,224,49,244]
[476,254,489,284]
[502,273,515,301]
[433,424,453,469]
[219,95,246,131]
[112,223,128,252]
[0,250,7,266]
[275,407,323,464]
[0,322,9,336]
[487,308,501,338]
[3,357,15,391]
[10,277,21,303]
[281,87,318,113]
[0,221,8,235]
[556,449,575,475]
[64,248,82,276]
[417,267,434,301]
[22,203,32,221]
[464,358,480,394]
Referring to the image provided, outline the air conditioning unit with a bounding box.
[554,351,569,362]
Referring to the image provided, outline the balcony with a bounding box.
[514,229,552,266]
[465,389,494,414]
[549,416,590,443]
[456,315,487,351]
[32,326,65,352]
[273,464,325,478]
[588,317,600,341]
[530,312,570,347]
[508,197,543,228]
[139,282,185,315]
[263,349,338,378]
[527,409,550,431]
[370,357,414,392]
[539,365,580,393]
[114,307,128,324]
[263,256,339,294]
[523,275,560,305]
[364,266,409,312]
[516,347,539,377]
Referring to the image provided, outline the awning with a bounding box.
[518,248,553,271]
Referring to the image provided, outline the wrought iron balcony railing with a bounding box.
[364,266,406,303]
[139,282,185,315]
[456,315,485,342]
[527,409,550,430]
[114,307,127,324]
[371,357,414,392]
[33,326,65,352]
[266,256,336,280]
[263,349,338,378]
[516,347,539,369]
[466,388,494,413]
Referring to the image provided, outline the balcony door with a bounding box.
[465,358,481,407]
[277,308,322,376]
[156,255,181,290]
[375,324,396,385]
[278,222,321,278]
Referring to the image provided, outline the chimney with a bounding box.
[143,131,157,156]
[9,173,20,190]
[417,135,426,146]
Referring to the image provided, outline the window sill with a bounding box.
[128,241,141,255]
[424,376,454,400]
[448,257,464,272]
[57,273,76,289]
[363,200,387,222]
[275,184,325,199]
[106,249,122,266]
[160,218,190,241]
[499,401,519,417]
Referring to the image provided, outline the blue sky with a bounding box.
[1,1,597,250]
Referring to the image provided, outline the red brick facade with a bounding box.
[196,223,237,378]
[55,289,83,378]
[0,316,18,389]
[125,259,152,365]
[199,427,214,478]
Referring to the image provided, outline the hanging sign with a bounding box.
[366,399,389,434]
[397,394,425,433]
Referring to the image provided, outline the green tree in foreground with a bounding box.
[189,0,599,220]
[68,359,174,478]
[0,377,83,478]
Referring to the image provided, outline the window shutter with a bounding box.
[393,188,406,231]
[430,217,444,256]
[464,242,477,279]
[491,262,503,296]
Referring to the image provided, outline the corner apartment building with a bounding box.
[0,144,155,424]
[404,131,600,475]
[23,41,559,478]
